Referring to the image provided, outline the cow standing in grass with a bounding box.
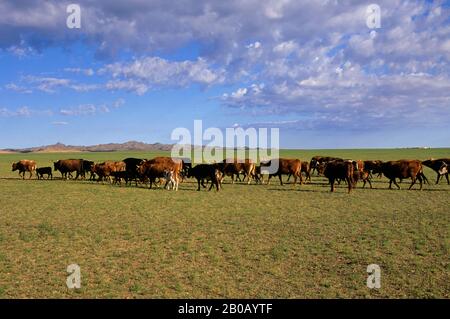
[12,160,37,179]
[123,158,144,186]
[215,159,255,184]
[138,157,182,189]
[422,158,450,185]
[36,167,53,180]
[54,159,85,180]
[380,160,424,190]
[323,160,354,193]
[188,164,223,191]
[263,158,303,186]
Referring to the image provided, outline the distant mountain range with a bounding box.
[1,141,175,153]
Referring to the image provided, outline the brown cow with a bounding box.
[12,160,36,179]
[323,160,354,193]
[353,170,372,189]
[422,158,450,185]
[138,157,182,189]
[215,158,255,184]
[263,158,303,185]
[92,161,126,182]
[310,156,343,176]
[287,161,311,183]
[54,159,85,180]
[380,160,424,190]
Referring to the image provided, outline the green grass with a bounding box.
[0,149,449,298]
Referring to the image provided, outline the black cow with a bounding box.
[188,164,223,191]
[36,167,53,180]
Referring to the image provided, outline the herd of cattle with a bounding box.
[10,156,450,193]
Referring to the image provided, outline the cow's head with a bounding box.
[136,163,147,175]
[53,161,59,171]
[11,162,17,171]
[438,162,448,175]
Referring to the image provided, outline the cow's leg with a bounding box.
[175,176,179,191]
[408,177,417,190]
[346,177,352,193]
[278,174,283,186]
[286,174,291,182]
[292,173,297,185]
[393,179,401,189]
[149,177,154,189]
[208,179,216,191]
[330,178,335,192]
[367,179,373,189]
[436,174,441,184]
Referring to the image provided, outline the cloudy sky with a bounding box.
[0,0,449,149]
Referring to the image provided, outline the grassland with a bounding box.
[0,149,449,298]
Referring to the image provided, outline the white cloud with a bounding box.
[101,56,225,94]
[64,68,95,76]
[0,106,52,117]
[5,83,32,94]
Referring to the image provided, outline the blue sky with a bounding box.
[0,0,449,149]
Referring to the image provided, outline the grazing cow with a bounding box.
[123,157,143,185]
[323,160,354,193]
[215,159,255,184]
[12,160,37,179]
[422,158,450,185]
[188,164,223,191]
[36,167,53,180]
[138,157,182,189]
[54,159,84,180]
[380,160,424,190]
[263,158,303,185]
